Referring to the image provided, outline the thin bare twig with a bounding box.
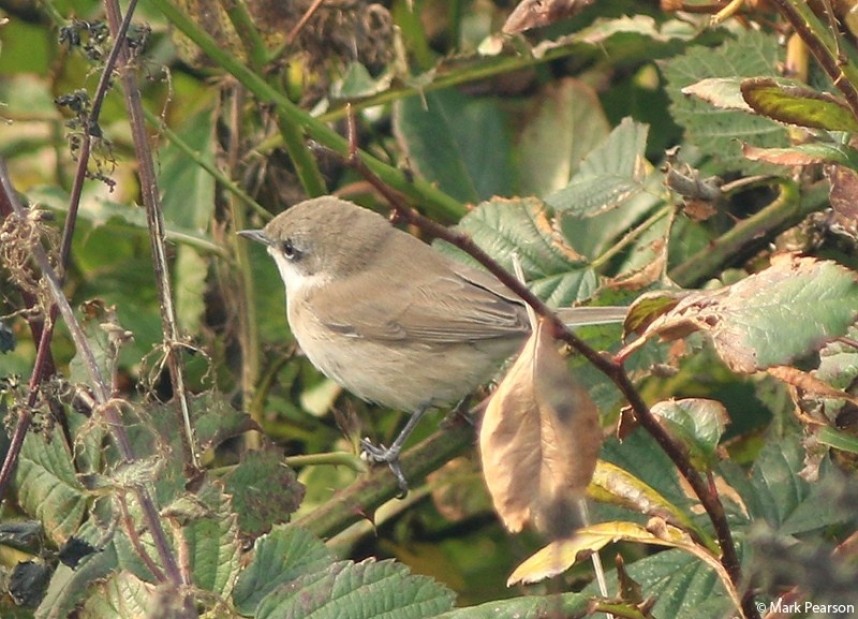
[102,0,199,472]
[286,0,326,45]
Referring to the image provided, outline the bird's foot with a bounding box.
[360,438,409,497]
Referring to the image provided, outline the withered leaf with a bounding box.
[503,0,595,34]
[626,254,858,373]
[480,318,601,538]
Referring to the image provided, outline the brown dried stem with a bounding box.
[0,0,138,502]
[102,0,199,472]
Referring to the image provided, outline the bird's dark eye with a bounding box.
[281,239,300,260]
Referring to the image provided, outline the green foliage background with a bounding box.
[1,0,858,617]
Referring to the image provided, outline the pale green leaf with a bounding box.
[651,398,729,470]
[517,78,610,197]
[545,118,651,216]
[635,256,858,372]
[661,30,789,174]
[436,197,599,307]
[255,559,455,619]
[16,428,88,546]
[233,525,334,615]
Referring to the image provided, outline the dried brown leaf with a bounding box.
[480,319,601,538]
[503,0,594,34]
[767,365,858,406]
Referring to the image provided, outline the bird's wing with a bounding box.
[310,261,529,344]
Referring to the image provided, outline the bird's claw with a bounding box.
[361,437,409,497]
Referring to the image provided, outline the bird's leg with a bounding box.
[361,406,429,496]
[443,396,473,428]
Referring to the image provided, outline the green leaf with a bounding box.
[651,398,729,470]
[681,76,754,111]
[517,78,611,197]
[742,140,858,169]
[661,30,789,174]
[78,571,152,619]
[158,111,216,333]
[15,427,88,546]
[31,186,221,254]
[817,426,858,454]
[741,78,858,132]
[190,391,258,454]
[255,559,455,619]
[394,89,513,204]
[168,482,241,595]
[233,525,334,615]
[436,197,600,307]
[36,534,120,619]
[636,256,858,373]
[435,593,590,618]
[332,62,393,98]
[545,117,651,216]
[223,448,304,538]
[584,547,735,619]
[719,437,848,535]
[448,95,515,200]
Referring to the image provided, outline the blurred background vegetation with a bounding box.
[2,0,858,617]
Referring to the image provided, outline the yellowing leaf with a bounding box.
[625,255,858,373]
[480,318,601,538]
[508,518,740,613]
[588,460,704,541]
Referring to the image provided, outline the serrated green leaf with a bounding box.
[584,547,735,619]
[175,482,241,595]
[651,398,729,470]
[531,15,698,60]
[79,571,152,619]
[517,78,611,197]
[436,197,599,307]
[638,256,858,372]
[681,76,753,111]
[223,449,304,538]
[741,78,858,132]
[545,117,650,216]
[719,438,848,535]
[255,559,454,619]
[16,429,88,546]
[232,525,334,615]
[661,30,789,174]
[190,391,258,454]
[36,539,119,619]
[435,592,590,618]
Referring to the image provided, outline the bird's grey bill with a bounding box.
[237,229,272,246]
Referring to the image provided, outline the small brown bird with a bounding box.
[240,197,624,492]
